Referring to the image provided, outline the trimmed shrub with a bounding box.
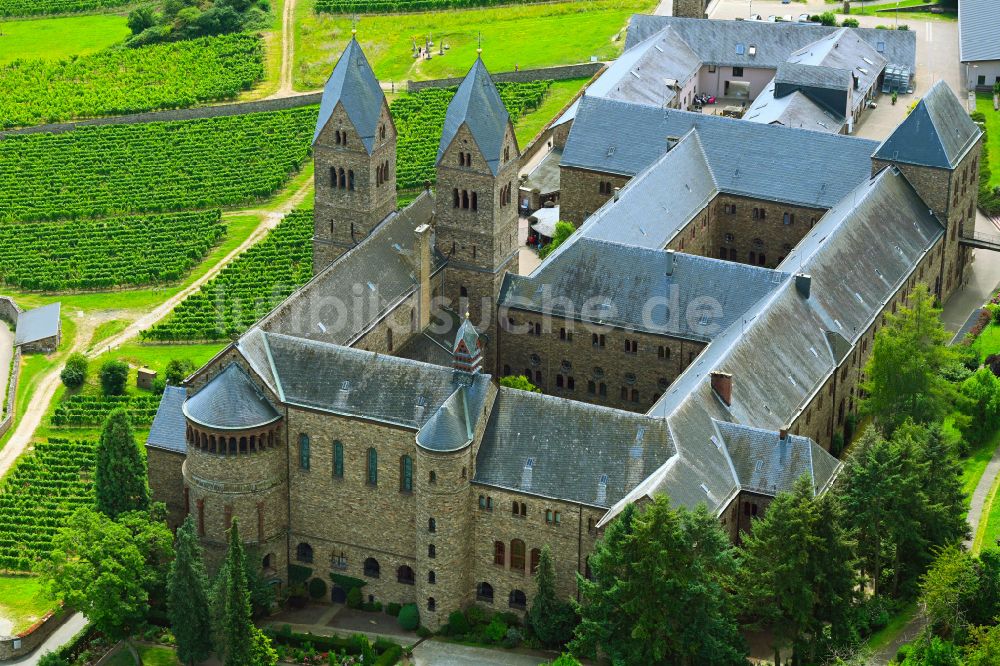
[502,626,522,649]
[841,17,859,27]
[465,605,487,627]
[288,564,312,586]
[307,577,327,600]
[60,353,88,389]
[386,602,401,617]
[485,616,507,643]
[447,610,470,635]
[346,586,362,609]
[416,625,433,638]
[398,603,419,631]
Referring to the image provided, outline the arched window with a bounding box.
[298,433,310,471]
[510,539,525,572]
[453,188,459,208]
[333,440,344,478]
[509,589,527,610]
[386,327,393,352]
[493,540,505,566]
[296,542,313,563]
[427,597,436,611]
[429,470,437,484]
[229,437,237,453]
[477,582,494,602]
[348,170,355,191]
[262,553,273,570]
[367,448,378,485]
[428,517,436,533]
[459,152,465,166]
[330,166,338,189]
[428,544,436,559]
[338,168,346,189]
[471,191,478,211]
[335,130,342,145]
[428,570,436,584]
[462,190,469,209]
[511,501,519,515]
[363,557,380,578]
[397,565,415,585]
[400,455,413,492]
[380,124,386,140]
[530,548,541,574]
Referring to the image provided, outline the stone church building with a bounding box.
[147,31,982,628]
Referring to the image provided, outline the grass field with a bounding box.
[294,0,655,89]
[514,77,588,146]
[106,645,180,666]
[842,0,957,20]
[0,575,55,635]
[0,14,130,64]
[972,322,1000,362]
[977,94,1000,191]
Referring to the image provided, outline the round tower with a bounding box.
[181,363,288,579]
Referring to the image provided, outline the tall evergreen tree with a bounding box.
[572,499,746,665]
[737,476,858,664]
[219,519,276,666]
[528,546,576,648]
[95,408,149,518]
[862,283,956,433]
[169,516,213,665]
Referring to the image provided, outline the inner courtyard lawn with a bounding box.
[294,0,656,89]
[0,14,130,64]
[0,575,56,636]
[106,645,180,666]
[977,94,1000,191]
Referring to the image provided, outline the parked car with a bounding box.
[748,13,762,20]
[797,13,811,22]
[766,15,777,22]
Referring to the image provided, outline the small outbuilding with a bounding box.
[14,302,61,354]
[137,367,157,391]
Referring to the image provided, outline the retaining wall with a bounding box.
[0,297,22,439]
[0,607,69,662]
[406,62,604,92]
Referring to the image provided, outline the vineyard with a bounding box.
[391,80,552,189]
[142,209,313,341]
[0,439,94,572]
[51,395,161,428]
[0,107,316,222]
[0,32,265,129]
[315,0,550,13]
[0,0,128,16]
[0,211,224,291]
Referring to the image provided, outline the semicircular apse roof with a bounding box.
[183,363,281,431]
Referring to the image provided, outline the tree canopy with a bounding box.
[95,408,150,519]
[169,516,213,665]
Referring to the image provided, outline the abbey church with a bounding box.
[147,20,983,628]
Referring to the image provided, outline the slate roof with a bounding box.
[314,38,386,151]
[453,316,480,353]
[873,80,982,169]
[500,236,786,342]
[715,421,839,496]
[147,386,188,453]
[561,95,878,209]
[775,62,852,92]
[437,58,512,175]
[257,192,444,345]
[237,330,493,435]
[13,302,60,346]
[416,386,475,452]
[475,388,677,508]
[745,85,844,132]
[521,147,561,196]
[626,15,916,71]
[959,0,1000,62]
[785,28,886,98]
[183,363,282,430]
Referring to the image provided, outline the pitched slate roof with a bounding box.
[500,236,786,342]
[715,421,839,496]
[453,316,480,353]
[237,331,493,434]
[959,0,1000,62]
[785,28,886,98]
[147,386,188,453]
[745,85,844,132]
[873,80,982,169]
[775,62,852,92]
[626,15,915,71]
[416,386,475,452]
[13,302,60,346]
[475,388,676,508]
[561,95,878,209]
[437,58,511,175]
[314,38,385,151]
[257,192,444,345]
[183,363,282,430]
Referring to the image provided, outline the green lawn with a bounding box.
[106,645,180,666]
[977,94,1000,191]
[864,601,917,654]
[514,77,589,147]
[961,421,999,502]
[842,0,957,20]
[294,0,655,89]
[0,14,130,64]
[0,575,56,635]
[971,322,1000,362]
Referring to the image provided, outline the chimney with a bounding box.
[779,428,788,441]
[795,273,811,299]
[596,474,608,505]
[626,428,646,489]
[521,458,534,489]
[665,249,675,276]
[710,371,732,407]
[613,187,621,202]
[414,224,432,331]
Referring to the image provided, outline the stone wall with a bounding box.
[407,63,604,93]
[558,167,631,227]
[672,0,707,19]
[147,447,187,529]
[0,93,322,138]
[0,297,22,439]
[0,607,69,662]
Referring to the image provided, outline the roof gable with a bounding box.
[314,38,385,152]
[13,302,60,346]
[436,58,511,175]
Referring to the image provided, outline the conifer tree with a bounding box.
[95,408,149,518]
[169,516,213,665]
[219,519,276,666]
[528,546,576,648]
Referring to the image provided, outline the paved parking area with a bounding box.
[412,640,559,666]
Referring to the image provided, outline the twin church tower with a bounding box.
[312,35,521,330]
